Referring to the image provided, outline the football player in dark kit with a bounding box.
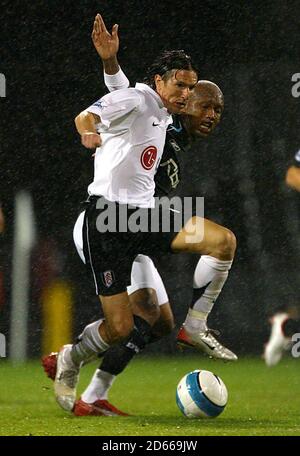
[43,14,237,416]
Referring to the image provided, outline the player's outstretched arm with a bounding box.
[92,13,119,74]
[286,165,300,192]
[74,111,102,149]
[92,13,129,91]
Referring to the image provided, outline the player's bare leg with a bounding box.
[76,291,175,416]
[44,261,174,415]
[53,291,134,411]
[128,288,161,326]
[151,302,175,338]
[172,216,238,361]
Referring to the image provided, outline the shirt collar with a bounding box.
[135,83,165,109]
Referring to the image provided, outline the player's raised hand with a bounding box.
[81,132,102,149]
[92,13,119,60]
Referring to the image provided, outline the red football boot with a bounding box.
[73,398,130,417]
[42,352,58,380]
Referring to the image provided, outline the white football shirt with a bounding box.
[87,83,172,208]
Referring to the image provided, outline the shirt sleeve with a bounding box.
[87,88,141,130]
[104,67,130,92]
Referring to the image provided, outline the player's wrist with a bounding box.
[81,131,98,136]
[102,56,119,75]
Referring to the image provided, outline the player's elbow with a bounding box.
[74,111,86,134]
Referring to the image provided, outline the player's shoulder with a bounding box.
[102,86,141,103]
[134,83,162,105]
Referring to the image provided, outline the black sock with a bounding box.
[99,315,152,376]
[148,332,161,344]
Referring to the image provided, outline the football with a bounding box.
[176,369,228,418]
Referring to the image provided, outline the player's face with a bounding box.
[155,70,198,114]
[185,91,223,137]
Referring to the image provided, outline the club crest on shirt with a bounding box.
[140,146,158,170]
[102,270,115,288]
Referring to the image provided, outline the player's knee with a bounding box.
[216,228,236,259]
[108,319,134,344]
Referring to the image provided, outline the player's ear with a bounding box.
[154,74,163,91]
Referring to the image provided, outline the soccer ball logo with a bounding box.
[176,369,228,418]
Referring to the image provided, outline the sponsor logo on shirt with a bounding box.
[140,146,158,170]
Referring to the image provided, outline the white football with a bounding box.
[176,369,228,418]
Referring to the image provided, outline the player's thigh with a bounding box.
[171,216,235,258]
[100,291,134,341]
[128,254,168,324]
[129,288,159,326]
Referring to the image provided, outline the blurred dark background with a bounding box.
[1,0,300,357]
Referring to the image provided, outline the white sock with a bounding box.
[184,255,233,333]
[81,369,116,403]
[70,320,110,366]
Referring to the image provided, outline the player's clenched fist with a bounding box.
[81,132,102,149]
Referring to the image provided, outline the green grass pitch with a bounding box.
[0,355,299,436]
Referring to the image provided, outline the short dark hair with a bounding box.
[144,50,198,89]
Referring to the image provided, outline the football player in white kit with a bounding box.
[45,22,199,412]
[42,14,237,416]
